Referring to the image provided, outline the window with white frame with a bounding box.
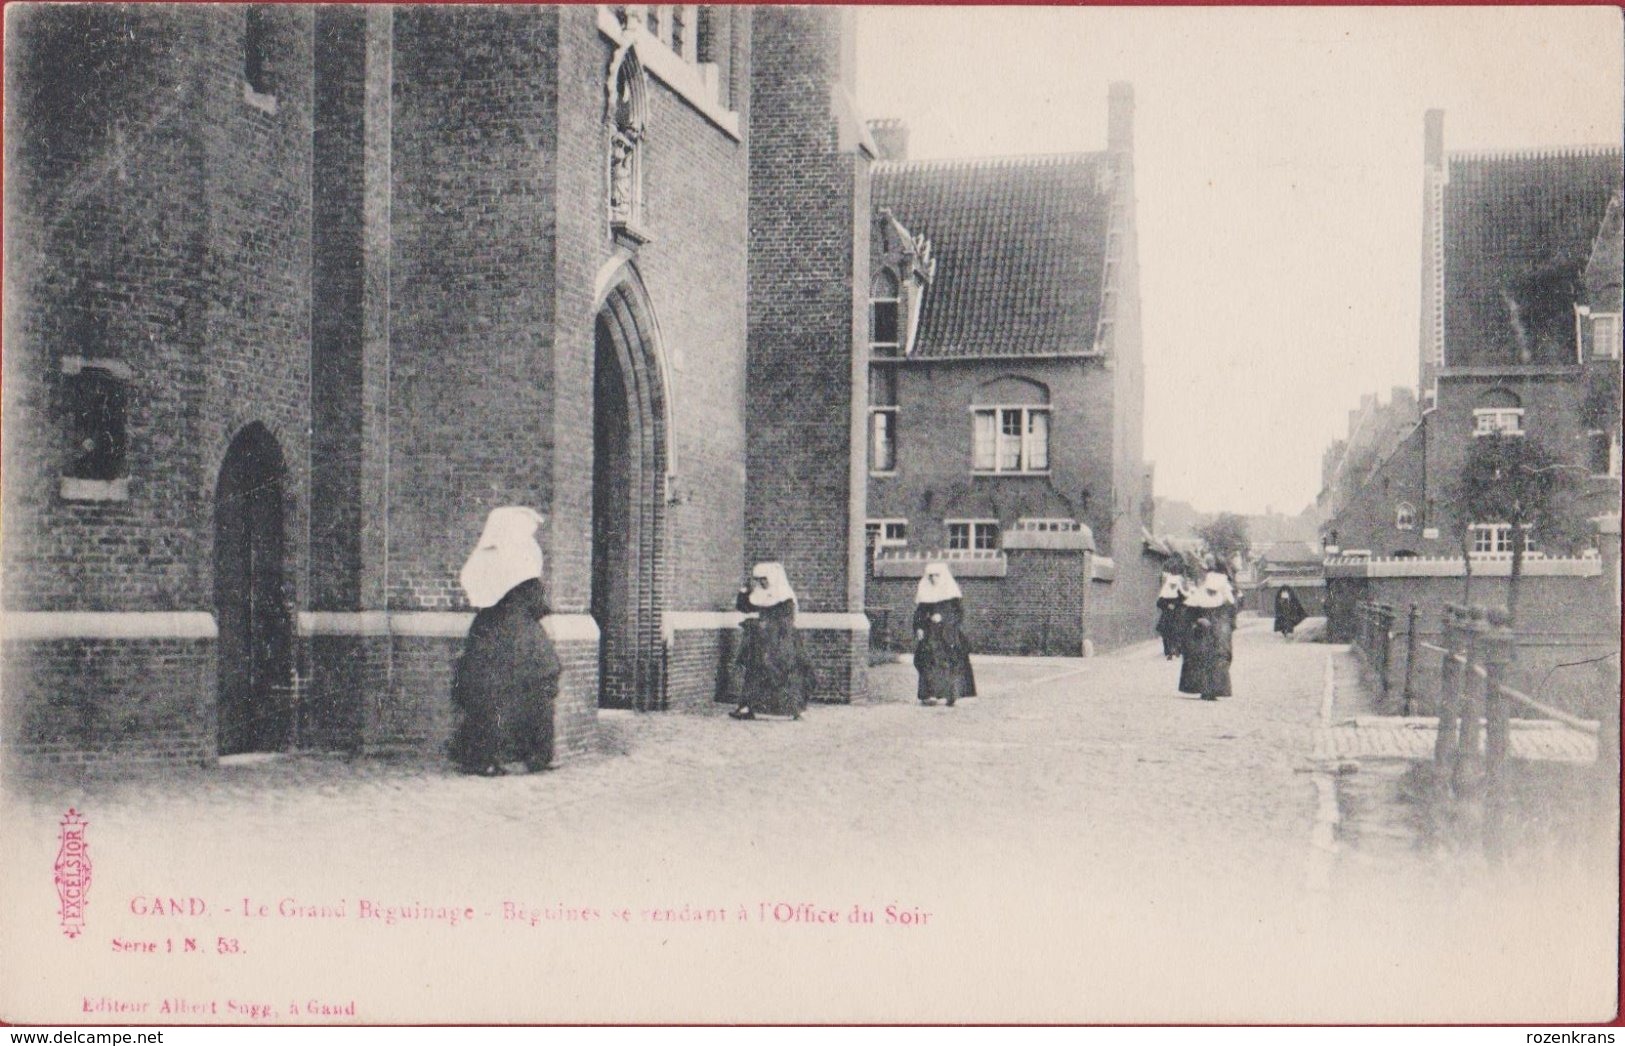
[946,520,999,551]
[864,519,908,549]
[868,365,898,473]
[1395,502,1416,530]
[870,270,901,357]
[972,406,1049,473]
[1594,312,1622,361]
[1473,407,1524,437]
[1469,523,1537,556]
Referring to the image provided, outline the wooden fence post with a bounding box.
[1434,605,1462,774]
[1454,606,1486,794]
[1479,609,1515,864]
[1402,603,1419,717]
[1378,603,1394,702]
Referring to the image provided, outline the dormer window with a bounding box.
[870,269,901,357]
[1395,502,1416,530]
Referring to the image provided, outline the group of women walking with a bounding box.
[1155,555,1238,702]
[725,557,977,717]
[447,506,980,773]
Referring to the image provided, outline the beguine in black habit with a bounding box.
[448,507,562,774]
[913,562,976,706]
[1274,586,1307,636]
[729,562,816,720]
[1178,570,1235,701]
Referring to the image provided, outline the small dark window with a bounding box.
[65,366,128,481]
[670,6,688,56]
[244,6,272,96]
[870,270,901,355]
[869,365,897,407]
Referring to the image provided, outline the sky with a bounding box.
[854,6,1624,516]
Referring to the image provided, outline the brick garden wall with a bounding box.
[869,550,1088,656]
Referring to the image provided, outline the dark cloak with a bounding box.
[1274,587,1308,635]
[449,578,562,772]
[730,598,815,717]
[1178,603,1234,699]
[1155,594,1187,656]
[914,597,977,702]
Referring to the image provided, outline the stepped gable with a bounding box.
[871,152,1113,359]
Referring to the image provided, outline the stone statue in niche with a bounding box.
[606,40,647,228]
[609,132,637,224]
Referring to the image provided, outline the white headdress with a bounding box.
[916,561,963,604]
[747,562,797,608]
[459,507,545,609]
[1185,570,1235,609]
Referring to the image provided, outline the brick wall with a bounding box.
[387,6,559,613]
[746,7,869,616]
[4,6,316,769]
[1330,370,1601,558]
[869,550,1088,656]
[1,638,214,773]
[665,628,735,713]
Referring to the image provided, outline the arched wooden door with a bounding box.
[214,424,292,755]
[592,280,668,711]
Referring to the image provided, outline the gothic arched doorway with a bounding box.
[592,275,668,711]
[214,423,293,755]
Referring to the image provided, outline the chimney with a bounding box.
[868,119,909,162]
[1107,81,1134,152]
[1424,109,1445,168]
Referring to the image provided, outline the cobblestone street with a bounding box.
[4,617,1616,1024]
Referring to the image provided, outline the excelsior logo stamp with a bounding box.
[54,808,91,939]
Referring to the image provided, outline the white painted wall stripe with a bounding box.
[1,612,218,641]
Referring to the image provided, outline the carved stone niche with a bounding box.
[606,39,651,245]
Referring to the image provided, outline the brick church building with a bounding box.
[861,85,1155,655]
[3,5,875,769]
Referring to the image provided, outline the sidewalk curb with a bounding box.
[1306,653,1342,899]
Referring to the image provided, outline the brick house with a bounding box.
[2,4,871,771]
[861,84,1153,655]
[1322,110,1621,637]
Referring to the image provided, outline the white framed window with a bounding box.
[1586,428,1621,478]
[971,406,1050,473]
[946,519,999,551]
[870,270,901,356]
[1469,523,1537,556]
[864,519,908,549]
[1395,502,1416,531]
[868,364,898,474]
[869,409,897,474]
[1594,312,1621,361]
[1473,408,1524,437]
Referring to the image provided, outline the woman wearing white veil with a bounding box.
[449,507,562,774]
[913,562,976,707]
[728,562,816,720]
[1178,555,1236,702]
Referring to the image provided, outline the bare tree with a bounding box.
[1447,433,1590,625]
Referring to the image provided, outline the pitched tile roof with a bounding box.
[872,153,1114,359]
[1443,147,1622,366]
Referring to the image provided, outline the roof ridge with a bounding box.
[872,151,1108,174]
[1449,144,1623,163]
